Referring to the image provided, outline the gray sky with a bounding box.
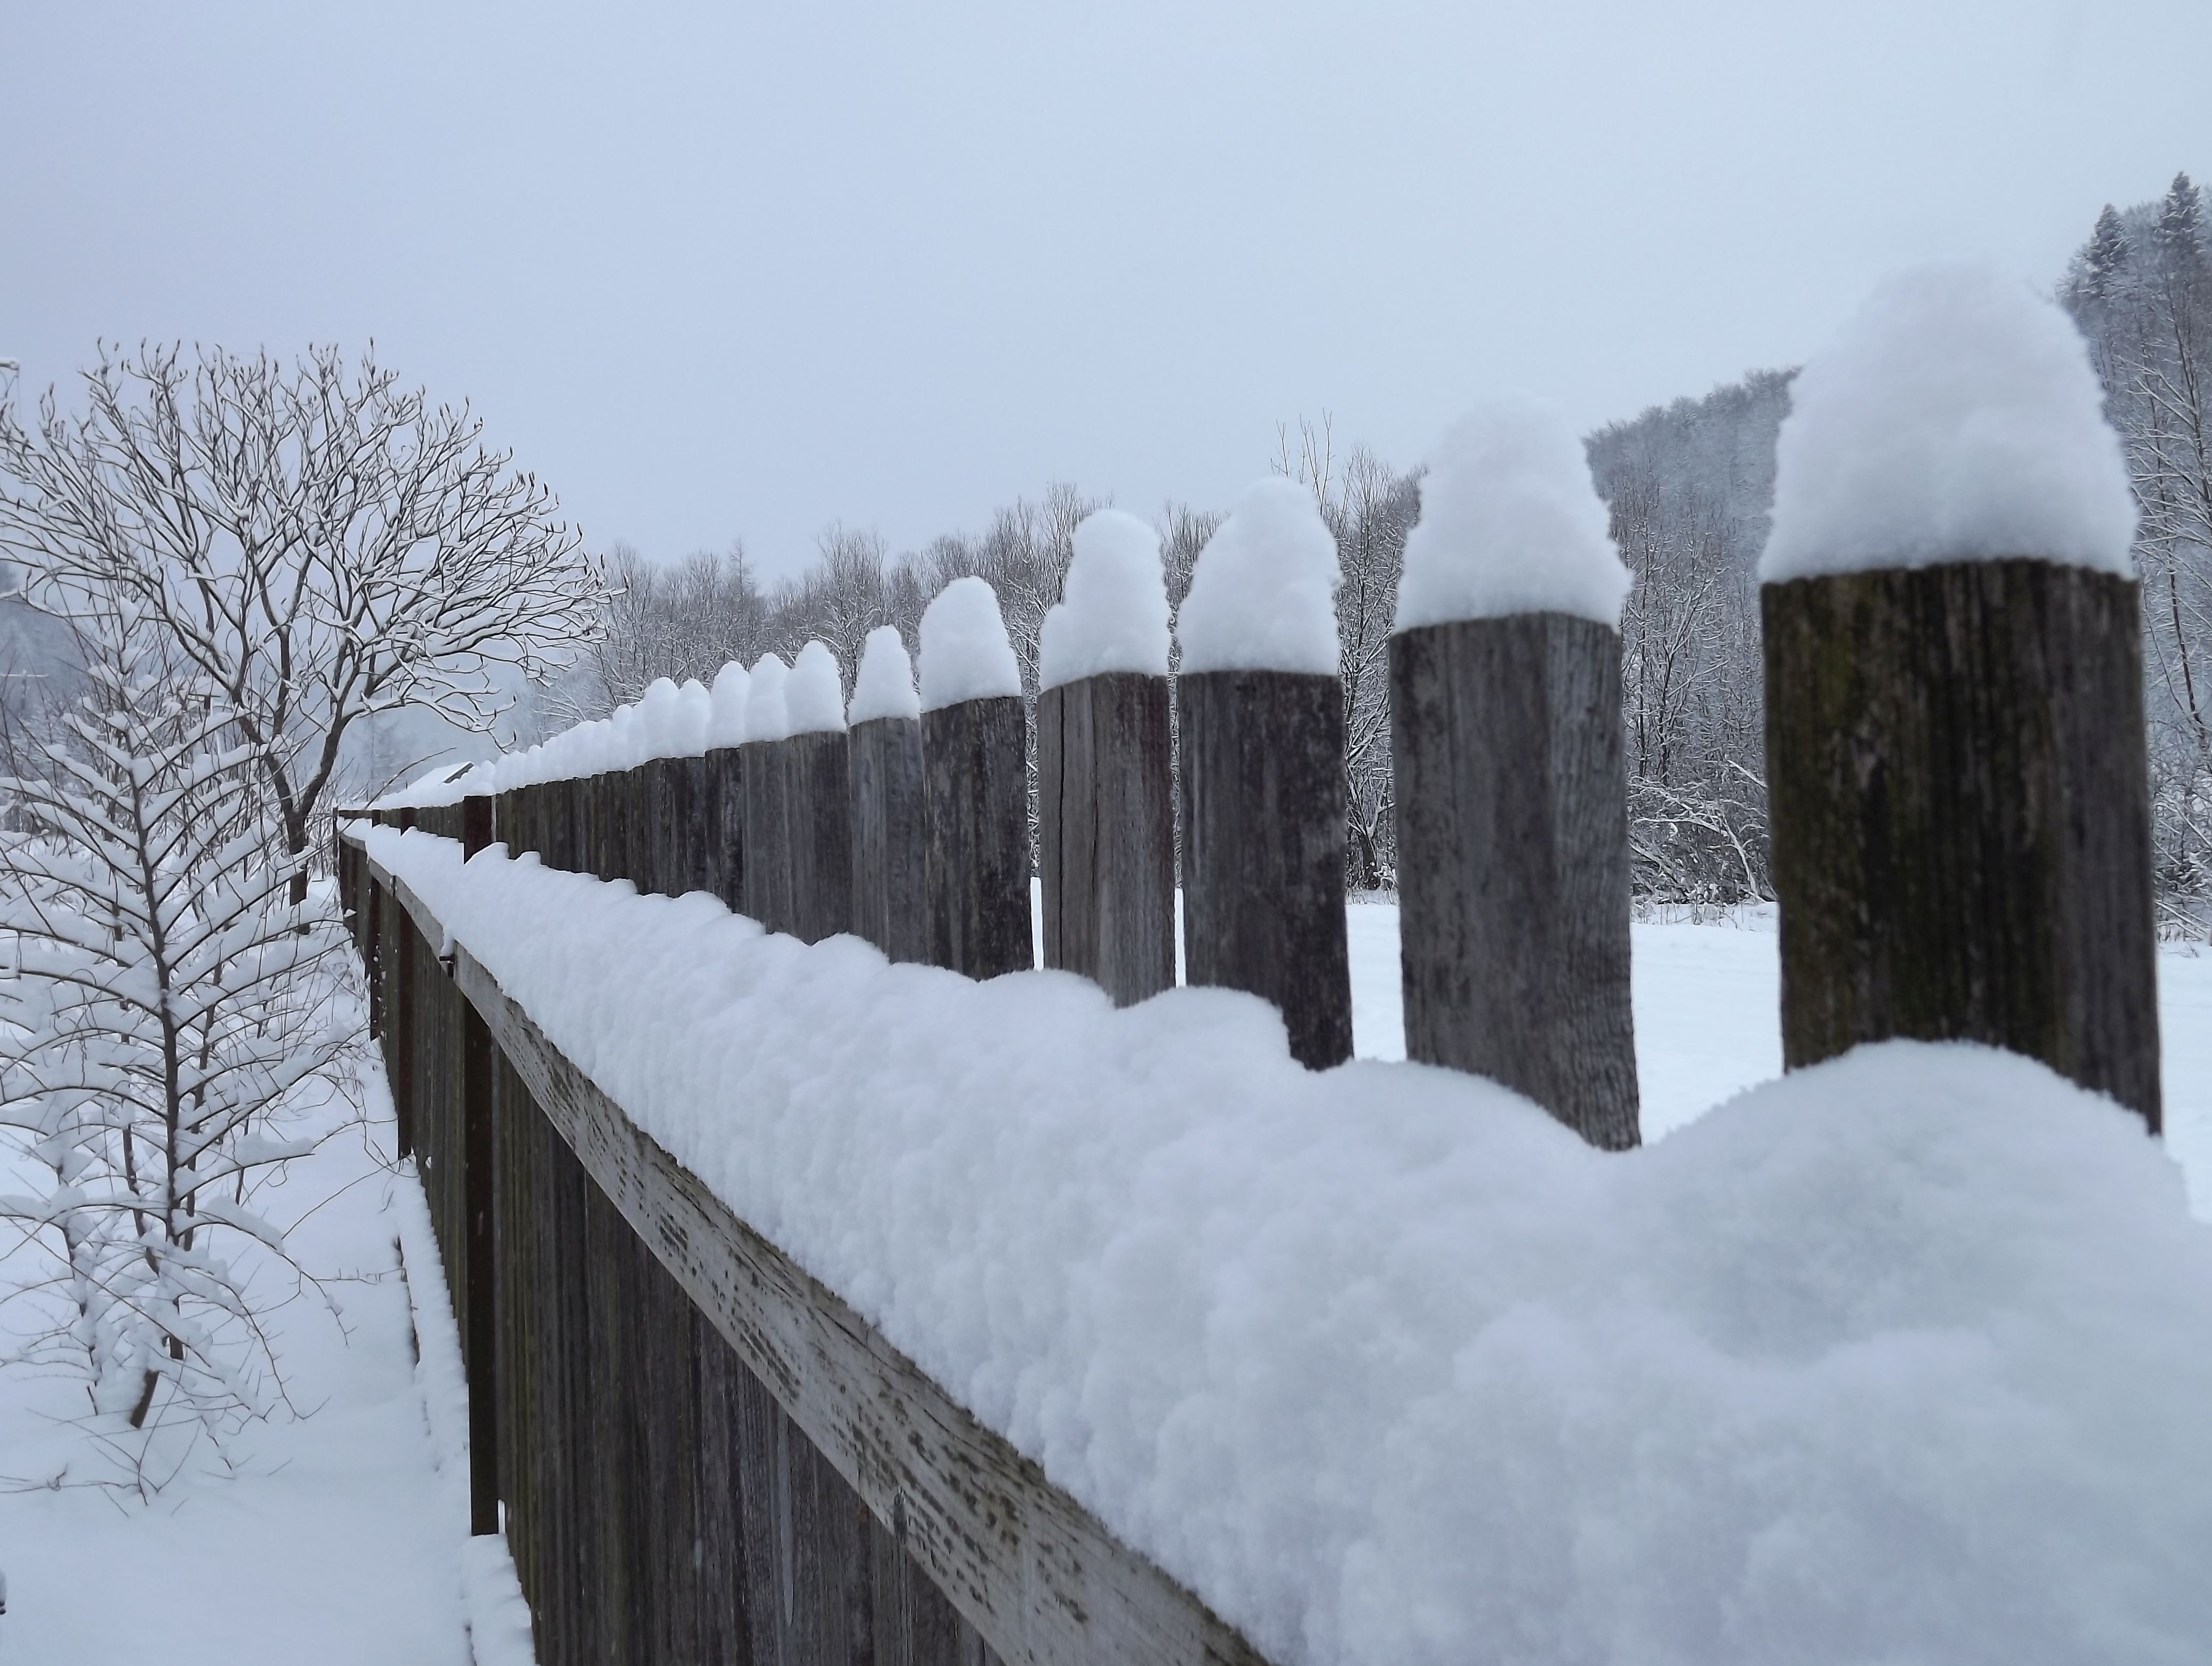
[4,1,2206,578]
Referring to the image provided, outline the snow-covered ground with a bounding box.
[0,1039,489,1665]
[6,884,2209,1664]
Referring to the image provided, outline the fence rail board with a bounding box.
[354,832,1271,1666]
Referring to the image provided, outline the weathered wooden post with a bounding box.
[674,678,713,896]
[741,654,794,933]
[919,577,1033,978]
[1389,406,1640,1148]
[1759,267,2160,1126]
[1037,510,1177,1005]
[389,805,418,1158]
[705,660,750,911]
[1177,478,1353,1068]
[459,793,502,1535]
[848,627,929,962]
[785,642,854,944]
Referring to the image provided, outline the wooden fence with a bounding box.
[336,566,2160,1664]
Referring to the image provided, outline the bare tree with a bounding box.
[1273,416,1419,888]
[0,343,607,894]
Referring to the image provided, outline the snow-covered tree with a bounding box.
[2065,175,2212,929]
[0,342,608,893]
[0,587,354,1498]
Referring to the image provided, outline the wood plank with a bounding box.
[744,739,794,936]
[850,716,929,964]
[921,695,1032,979]
[787,730,856,945]
[706,747,748,913]
[1037,675,1176,1007]
[1389,615,1640,1149]
[1762,560,2160,1127]
[1177,669,1352,1069]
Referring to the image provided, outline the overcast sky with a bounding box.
[4,2,2206,578]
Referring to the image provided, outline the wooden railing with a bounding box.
[336,553,2160,1663]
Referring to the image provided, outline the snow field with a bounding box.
[849,625,921,723]
[1761,263,2139,581]
[919,575,1023,711]
[1176,477,1342,675]
[0,1014,489,1665]
[366,827,2212,1666]
[1038,509,1172,688]
[1394,400,1630,629]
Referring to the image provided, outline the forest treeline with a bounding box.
[528,175,2212,925]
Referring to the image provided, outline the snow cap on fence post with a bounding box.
[1176,477,1340,675]
[1038,510,1171,689]
[918,577,1021,712]
[786,641,849,735]
[707,660,750,749]
[1395,399,1630,630]
[675,678,712,755]
[638,677,683,759]
[1387,403,1641,1146]
[849,626,921,723]
[744,653,791,743]
[1760,264,2138,582]
[1758,262,2160,1125]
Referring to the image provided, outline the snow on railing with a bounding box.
[333,268,2185,1663]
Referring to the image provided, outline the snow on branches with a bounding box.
[0,341,610,885]
[0,593,356,1499]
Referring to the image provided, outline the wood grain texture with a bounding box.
[1389,616,1640,1149]
[743,739,794,936]
[1037,675,1176,1007]
[1178,670,1352,1070]
[922,695,1033,979]
[328,838,1271,1666]
[1762,560,2160,1126]
[787,730,856,945]
[850,716,929,964]
[706,747,748,914]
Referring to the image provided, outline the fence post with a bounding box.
[1384,407,1641,1147]
[849,628,928,963]
[1175,481,1352,1068]
[1763,561,2160,1124]
[389,805,418,1159]
[706,747,746,912]
[1757,271,2160,1129]
[1179,670,1351,1067]
[1036,511,1177,1006]
[459,794,502,1535]
[919,579,1033,979]
[1038,675,1176,1005]
[786,642,854,944]
[1392,616,1639,1146]
[741,654,793,934]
